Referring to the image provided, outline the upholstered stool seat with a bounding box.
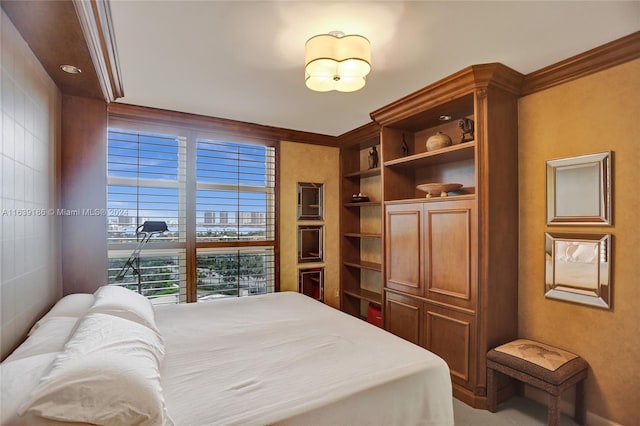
[487,339,588,426]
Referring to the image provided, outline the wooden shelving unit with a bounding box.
[337,122,383,324]
[338,63,524,408]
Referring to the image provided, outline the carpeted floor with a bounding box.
[453,397,580,426]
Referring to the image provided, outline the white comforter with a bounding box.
[155,292,454,425]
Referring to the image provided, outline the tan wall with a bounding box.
[279,141,340,309]
[0,10,62,359]
[518,59,640,425]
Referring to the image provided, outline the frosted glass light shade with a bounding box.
[305,33,371,92]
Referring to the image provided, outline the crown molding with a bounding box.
[73,0,124,101]
[108,103,338,147]
[521,31,640,96]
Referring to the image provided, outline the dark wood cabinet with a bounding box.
[385,291,422,346]
[370,63,522,408]
[385,203,423,296]
[425,303,477,392]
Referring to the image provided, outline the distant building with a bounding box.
[219,211,228,224]
[119,215,135,225]
[204,211,215,224]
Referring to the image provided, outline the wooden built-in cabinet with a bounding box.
[340,63,522,408]
[338,123,383,322]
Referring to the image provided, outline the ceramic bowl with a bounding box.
[416,183,463,197]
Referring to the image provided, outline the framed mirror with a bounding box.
[546,152,611,225]
[297,182,323,221]
[299,267,324,301]
[298,225,323,263]
[544,232,611,309]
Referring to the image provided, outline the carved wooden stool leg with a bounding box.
[548,394,561,426]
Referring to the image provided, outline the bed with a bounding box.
[1,286,454,426]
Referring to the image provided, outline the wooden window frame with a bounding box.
[107,104,281,302]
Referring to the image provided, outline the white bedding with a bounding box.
[2,290,453,426]
[155,292,454,425]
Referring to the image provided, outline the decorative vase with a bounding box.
[426,131,452,151]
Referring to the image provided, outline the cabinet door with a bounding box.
[385,203,424,296]
[424,303,476,390]
[385,291,422,346]
[424,200,476,310]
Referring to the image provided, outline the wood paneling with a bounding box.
[1,0,123,101]
[61,95,108,295]
[425,305,476,387]
[385,204,423,295]
[426,205,472,300]
[385,291,422,346]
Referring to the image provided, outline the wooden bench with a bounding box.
[487,339,588,426]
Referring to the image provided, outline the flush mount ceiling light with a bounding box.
[305,31,371,92]
[60,64,82,74]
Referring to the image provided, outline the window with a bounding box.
[107,129,185,243]
[196,139,275,241]
[106,126,277,303]
[196,247,275,300]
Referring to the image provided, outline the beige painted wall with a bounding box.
[279,141,340,309]
[518,59,640,425]
[0,10,62,359]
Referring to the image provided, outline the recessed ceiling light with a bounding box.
[439,115,452,121]
[60,64,82,74]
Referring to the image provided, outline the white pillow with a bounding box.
[19,313,173,426]
[28,293,95,335]
[89,285,159,333]
[1,353,59,426]
[6,317,78,362]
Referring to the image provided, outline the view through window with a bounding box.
[106,128,276,303]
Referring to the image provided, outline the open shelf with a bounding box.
[384,142,475,169]
[344,201,382,208]
[386,194,476,205]
[343,232,382,239]
[344,260,382,272]
[343,288,382,305]
[344,168,381,179]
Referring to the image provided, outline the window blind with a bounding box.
[107,129,186,243]
[196,139,275,242]
[106,125,277,303]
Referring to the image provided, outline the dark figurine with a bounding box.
[458,118,475,143]
[401,134,409,156]
[368,146,379,169]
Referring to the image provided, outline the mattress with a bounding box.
[1,289,453,425]
[154,291,454,425]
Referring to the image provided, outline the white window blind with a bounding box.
[106,126,277,303]
[107,129,187,303]
[107,129,186,243]
[196,139,275,242]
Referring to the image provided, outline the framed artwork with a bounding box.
[546,152,611,225]
[544,232,611,309]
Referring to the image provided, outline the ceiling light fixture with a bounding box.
[305,31,371,93]
[60,64,82,74]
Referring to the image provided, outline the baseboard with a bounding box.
[524,386,622,426]
[452,384,486,409]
